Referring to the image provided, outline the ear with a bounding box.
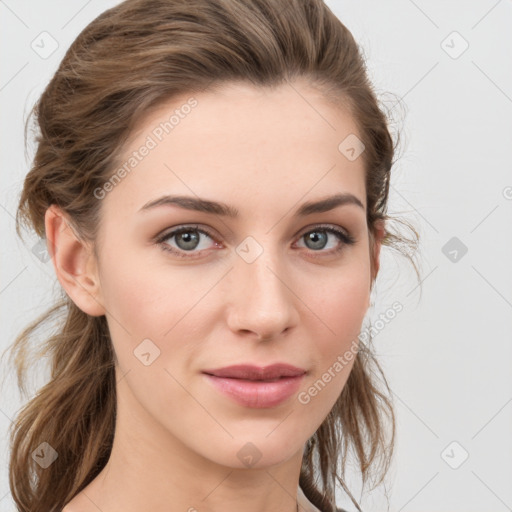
[372,219,386,278]
[44,205,106,316]
[368,219,386,307]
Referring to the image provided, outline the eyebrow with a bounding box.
[138,192,365,217]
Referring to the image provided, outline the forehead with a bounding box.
[102,81,366,217]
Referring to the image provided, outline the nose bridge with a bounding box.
[227,238,298,339]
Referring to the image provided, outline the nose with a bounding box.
[225,247,299,341]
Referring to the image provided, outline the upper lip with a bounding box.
[202,364,306,380]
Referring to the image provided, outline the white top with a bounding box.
[297,485,322,512]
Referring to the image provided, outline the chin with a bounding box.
[209,434,304,470]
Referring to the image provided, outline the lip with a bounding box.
[202,364,307,408]
[203,363,306,380]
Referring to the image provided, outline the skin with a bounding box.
[49,79,384,512]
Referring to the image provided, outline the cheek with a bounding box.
[98,245,223,378]
[98,245,201,335]
[309,261,370,346]
[295,270,369,427]
[301,256,370,396]
[332,276,369,339]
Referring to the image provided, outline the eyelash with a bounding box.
[154,224,356,260]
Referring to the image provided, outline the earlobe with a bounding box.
[44,205,106,317]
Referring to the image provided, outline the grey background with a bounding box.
[1,1,511,511]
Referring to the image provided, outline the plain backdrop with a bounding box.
[1,1,511,511]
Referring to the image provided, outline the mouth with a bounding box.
[202,364,306,408]
[202,363,306,380]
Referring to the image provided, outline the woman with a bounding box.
[5,0,419,510]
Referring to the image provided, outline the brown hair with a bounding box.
[3,0,420,510]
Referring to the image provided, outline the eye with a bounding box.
[155,225,219,259]
[154,223,356,259]
[295,225,356,257]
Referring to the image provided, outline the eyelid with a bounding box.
[295,222,351,239]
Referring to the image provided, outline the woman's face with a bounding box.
[90,80,377,469]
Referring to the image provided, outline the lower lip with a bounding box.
[203,373,305,408]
